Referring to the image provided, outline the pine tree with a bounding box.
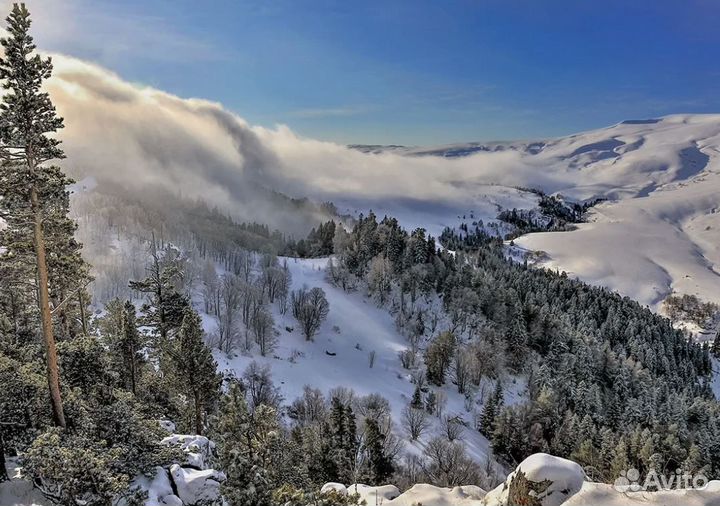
[361,418,394,485]
[170,308,221,434]
[328,397,358,484]
[480,381,503,437]
[610,437,631,479]
[129,238,189,343]
[212,383,279,506]
[0,3,77,427]
[410,385,423,409]
[711,330,720,359]
[119,301,143,394]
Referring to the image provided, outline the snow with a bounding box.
[386,484,485,505]
[131,433,224,506]
[0,459,50,506]
[563,481,720,506]
[334,185,539,240]
[483,453,586,506]
[321,481,485,505]
[319,482,348,495]
[132,466,182,506]
[346,483,402,503]
[498,115,720,313]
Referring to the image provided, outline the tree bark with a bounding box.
[31,184,66,428]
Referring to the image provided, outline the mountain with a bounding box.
[356,115,720,325]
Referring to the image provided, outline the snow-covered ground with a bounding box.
[319,453,720,506]
[501,115,720,314]
[334,184,538,240]
[0,459,48,506]
[212,257,524,467]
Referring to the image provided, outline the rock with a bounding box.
[483,453,586,506]
[169,464,225,506]
[320,482,347,495]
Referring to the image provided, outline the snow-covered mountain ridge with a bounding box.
[355,115,720,319]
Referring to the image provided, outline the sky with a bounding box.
[16,0,720,145]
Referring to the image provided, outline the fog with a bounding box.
[45,54,562,232]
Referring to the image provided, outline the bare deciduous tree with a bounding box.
[243,361,282,410]
[251,306,276,356]
[442,415,465,441]
[402,404,431,440]
[422,437,482,487]
[291,287,330,340]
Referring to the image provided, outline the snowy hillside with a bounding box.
[211,257,521,469]
[509,115,720,315]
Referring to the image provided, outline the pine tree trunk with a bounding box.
[31,184,66,428]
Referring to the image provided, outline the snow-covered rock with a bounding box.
[320,482,347,495]
[159,419,177,434]
[169,465,225,506]
[129,434,223,506]
[321,482,483,506]
[483,453,586,506]
[347,483,401,503]
[564,481,720,506]
[387,483,485,505]
[161,434,215,470]
[132,466,182,506]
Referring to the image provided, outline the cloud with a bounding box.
[38,53,586,235]
[44,54,525,196]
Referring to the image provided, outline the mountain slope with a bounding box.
[356,115,720,316]
[211,257,520,469]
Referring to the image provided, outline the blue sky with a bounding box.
[28,0,720,145]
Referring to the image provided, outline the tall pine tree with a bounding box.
[0,3,87,427]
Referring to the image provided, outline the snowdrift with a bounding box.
[322,453,720,506]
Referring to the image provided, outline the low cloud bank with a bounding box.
[46,55,555,223]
